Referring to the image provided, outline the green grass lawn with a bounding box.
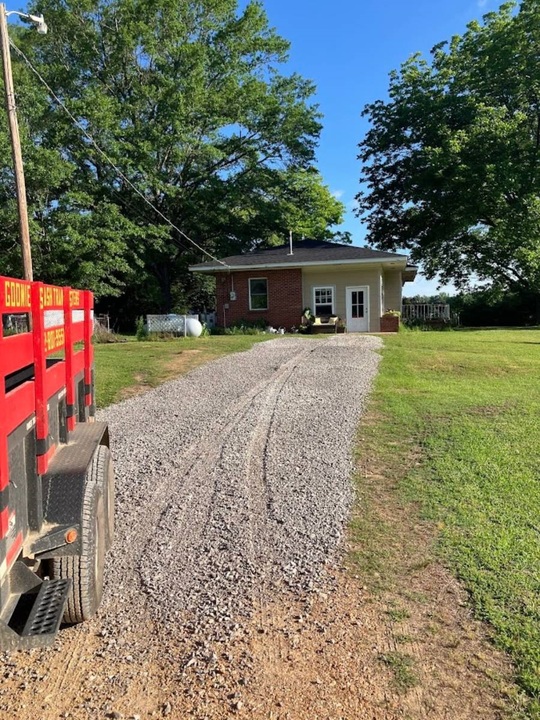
[359,328,540,714]
[93,335,272,408]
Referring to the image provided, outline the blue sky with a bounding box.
[257,0,501,295]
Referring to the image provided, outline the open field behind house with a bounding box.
[354,328,540,717]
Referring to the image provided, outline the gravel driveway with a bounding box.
[1,334,513,720]
[97,335,382,649]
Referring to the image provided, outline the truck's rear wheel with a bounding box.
[91,445,114,550]
[51,472,106,624]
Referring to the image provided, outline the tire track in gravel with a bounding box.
[99,342,314,607]
[135,344,318,631]
[128,335,382,650]
[237,349,304,616]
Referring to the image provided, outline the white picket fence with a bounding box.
[401,304,451,322]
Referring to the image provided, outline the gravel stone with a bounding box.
[97,335,381,651]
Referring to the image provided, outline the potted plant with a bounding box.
[380,309,401,332]
[301,307,314,333]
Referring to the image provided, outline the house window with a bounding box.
[313,286,334,316]
[249,278,268,310]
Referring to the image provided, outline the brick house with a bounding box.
[189,239,417,332]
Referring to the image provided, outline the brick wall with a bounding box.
[215,269,303,329]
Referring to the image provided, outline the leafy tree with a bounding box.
[358,0,540,308]
[271,167,351,245]
[402,293,453,305]
[451,287,539,326]
[0,24,143,295]
[0,0,345,310]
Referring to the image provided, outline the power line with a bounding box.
[9,38,228,268]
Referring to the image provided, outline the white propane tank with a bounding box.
[186,318,203,337]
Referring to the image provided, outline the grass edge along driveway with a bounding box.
[93,335,272,408]
[353,328,540,717]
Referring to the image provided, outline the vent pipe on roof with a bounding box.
[288,229,293,255]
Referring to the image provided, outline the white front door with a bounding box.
[346,286,369,332]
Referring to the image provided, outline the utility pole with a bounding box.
[0,2,33,281]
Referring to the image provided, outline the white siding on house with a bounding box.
[302,265,383,332]
[382,270,402,314]
[301,265,406,332]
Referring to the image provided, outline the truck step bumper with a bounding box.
[0,576,71,650]
[21,578,71,644]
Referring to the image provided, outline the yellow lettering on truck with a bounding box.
[4,280,30,309]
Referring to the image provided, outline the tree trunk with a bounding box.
[153,262,173,313]
[535,293,540,325]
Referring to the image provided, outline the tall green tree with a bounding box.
[358,1,540,303]
[272,167,351,245]
[0,0,345,310]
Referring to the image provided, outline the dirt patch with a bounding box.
[0,613,186,719]
[0,561,521,720]
[117,373,152,401]
[163,349,204,376]
[465,403,516,417]
[0,536,522,720]
[114,351,209,403]
[238,564,516,720]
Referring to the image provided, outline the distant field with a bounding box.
[93,335,271,408]
[355,328,540,714]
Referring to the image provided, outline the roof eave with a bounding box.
[189,256,409,273]
[402,267,419,283]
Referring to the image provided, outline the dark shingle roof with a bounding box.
[190,239,407,271]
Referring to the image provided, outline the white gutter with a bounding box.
[189,256,408,273]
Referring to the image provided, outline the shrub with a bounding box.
[135,316,149,341]
[93,326,127,344]
[401,317,455,331]
[223,318,268,335]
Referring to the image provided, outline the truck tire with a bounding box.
[51,471,106,624]
[92,445,115,550]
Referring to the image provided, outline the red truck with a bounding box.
[0,275,114,649]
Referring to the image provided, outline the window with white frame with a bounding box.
[313,286,334,316]
[249,278,268,310]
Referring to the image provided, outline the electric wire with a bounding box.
[9,38,228,268]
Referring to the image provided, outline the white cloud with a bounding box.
[477,0,489,7]
[331,189,344,199]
